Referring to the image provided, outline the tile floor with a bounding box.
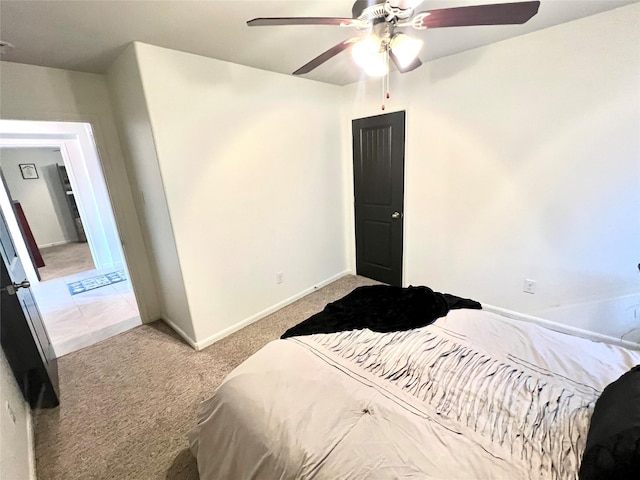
[30,267,141,358]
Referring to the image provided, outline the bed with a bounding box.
[188,286,640,480]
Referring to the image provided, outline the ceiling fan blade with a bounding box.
[389,50,422,73]
[416,1,540,28]
[293,38,359,75]
[247,17,359,27]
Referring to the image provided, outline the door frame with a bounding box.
[0,111,157,324]
[0,120,125,283]
[347,108,409,286]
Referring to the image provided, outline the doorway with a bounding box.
[352,111,406,286]
[0,120,141,357]
[0,147,96,281]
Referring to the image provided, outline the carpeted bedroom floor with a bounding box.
[34,275,378,480]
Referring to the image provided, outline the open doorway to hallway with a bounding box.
[0,147,96,281]
[0,120,142,357]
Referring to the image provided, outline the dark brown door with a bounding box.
[352,111,405,286]
[0,193,59,408]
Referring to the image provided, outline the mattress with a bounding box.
[188,308,640,480]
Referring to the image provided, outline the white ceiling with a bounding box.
[0,0,637,86]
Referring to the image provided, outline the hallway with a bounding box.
[31,266,141,357]
[0,120,144,359]
[38,242,95,281]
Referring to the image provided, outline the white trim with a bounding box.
[26,405,36,480]
[535,292,640,318]
[0,111,156,324]
[0,178,35,280]
[483,304,640,351]
[162,315,198,350]
[37,240,70,249]
[192,270,352,351]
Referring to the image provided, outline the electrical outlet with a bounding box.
[276,272,284,284]
[523,279,537,294]
[6,401,16,424]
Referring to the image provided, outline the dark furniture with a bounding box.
[13,201,45,269]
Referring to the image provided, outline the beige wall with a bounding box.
[106,44,194,341]
[124,43,348,347]
[0,61,160,322]
[2,5,637,347]
[0,349,34,480]
[343,4,640,336]
[0,148,76,247]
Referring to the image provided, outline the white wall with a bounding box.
[0,148,77,247]
[127,43,347,347]
[4,6,635,348]
[106,44,194,340]
[343,4,640,336]
[0,61,160,322]
[0,348,34,480]
[539,293,640,342]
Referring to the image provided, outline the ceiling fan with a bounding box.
[247,1,541,77]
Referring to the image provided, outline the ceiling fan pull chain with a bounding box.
[381,53,385,111]
[386,50,391,100]
[381,48,390,111]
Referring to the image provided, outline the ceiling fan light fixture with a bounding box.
[390,33,423,69]
[352,35,388,77]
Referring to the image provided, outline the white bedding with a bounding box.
[188,309,640,480]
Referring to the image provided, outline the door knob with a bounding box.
[391,211,402,219]
[1,280,30,296]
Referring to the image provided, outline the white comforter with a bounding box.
[188,309,640,480]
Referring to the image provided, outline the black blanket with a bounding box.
[281,285,481,339]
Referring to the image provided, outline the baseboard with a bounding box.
[535,293,640,340]
[162,315,198,350]
[483,304,640,351]
[193,270,351,351]
[37,240,69,249]
[26,406,36,480]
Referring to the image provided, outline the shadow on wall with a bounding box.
[40,163,78,243]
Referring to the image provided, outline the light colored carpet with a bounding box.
[33,274,379,480]
[38,242,95,282]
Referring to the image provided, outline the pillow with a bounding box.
[579,365,640,480]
